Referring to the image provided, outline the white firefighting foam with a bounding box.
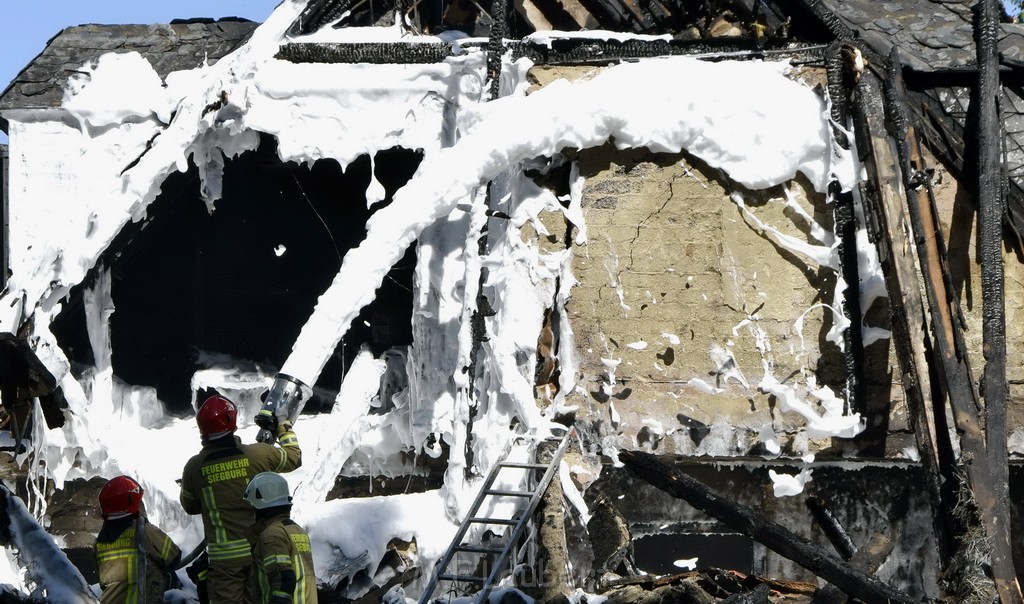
[0,0,875,596]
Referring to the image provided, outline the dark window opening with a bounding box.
[54,135,423,415]
[632,532,754,575]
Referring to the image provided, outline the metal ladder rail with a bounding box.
[471,427,574,604]
[418,436,521,604]
[418,427,574,604]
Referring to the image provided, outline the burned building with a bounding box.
[1,0,1024,602]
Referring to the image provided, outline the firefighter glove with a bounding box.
[255,408,278,432]
[276,419,293,437]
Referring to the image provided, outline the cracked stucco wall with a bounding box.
[558,143,853,457]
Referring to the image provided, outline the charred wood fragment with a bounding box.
[974,1,1020,602]
[805,496,855,560]
[618,450,917,604]
[604,576,716,604]
[719,583,770,604]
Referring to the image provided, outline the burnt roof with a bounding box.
[817,0,1024,72]
[0,19,258,112]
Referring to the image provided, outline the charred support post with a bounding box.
[486,0,508,100]
[975,2,1019,601]
[825,41,863,414]
[465,0,510,473]
[618,451,916,604]
[1,144,8,292]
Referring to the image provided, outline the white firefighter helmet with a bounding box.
[243,472,292,509]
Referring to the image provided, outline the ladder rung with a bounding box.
[485,489,534,497]
[499,462,547,469]
[454,544,506,553]
[468,517,518,525]
[439,574,486,583]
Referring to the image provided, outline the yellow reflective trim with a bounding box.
[208,538,251,561]
[96,549,135,562]
[296,557,308,602]
[262,554,291,567]
[160,535,174,560]
[201,486,227,543]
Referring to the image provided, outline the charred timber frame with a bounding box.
[883,49,969,567]
[619,450,917,604]
[849,70,948,556]
[810,532,896,604]
[975,1,1019,601]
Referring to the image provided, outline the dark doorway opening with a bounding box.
[55,135,422,414]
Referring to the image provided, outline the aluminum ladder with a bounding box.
[418,427,575,604]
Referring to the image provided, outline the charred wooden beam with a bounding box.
[805,497,855,560]
[276,39,827,67]
[811,533,895,604]
[975,1,1020,602]
[618,450,917,604]
[277,42,456,64]
[514,38,823,65]
[0,332,64,430]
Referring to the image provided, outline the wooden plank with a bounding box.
[618,450,918,604]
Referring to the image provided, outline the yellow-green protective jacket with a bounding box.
[94,517,181,604]
[179,432,301,564]
[252,512,317,604]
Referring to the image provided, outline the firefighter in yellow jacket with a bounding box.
[244,472,317,604]
[95,475,181,604]
[180,394,302,603]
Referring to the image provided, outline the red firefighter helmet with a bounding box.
[197,395,238,440]
[99,476,144,520]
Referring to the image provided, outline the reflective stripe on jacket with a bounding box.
[95,518,181,604]
[180,433,301,561]
[252,515,317,604]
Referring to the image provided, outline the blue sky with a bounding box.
[0,1,281,143]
